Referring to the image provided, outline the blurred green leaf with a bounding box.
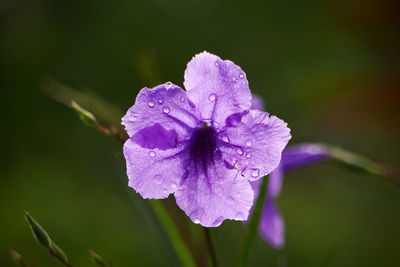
[238,176,269,267]
[23,211,51,248]
[150,201,197,267]
[41,77,123,129]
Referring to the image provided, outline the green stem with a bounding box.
[204,228,218,267]
[238,176,269,267]
[321,144,386,176]
[150,201,197,267]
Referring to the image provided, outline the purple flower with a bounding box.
[254,143,329,248]
[122,52,291,227]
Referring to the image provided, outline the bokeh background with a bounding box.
[1,0,400,266]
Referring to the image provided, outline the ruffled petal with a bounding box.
[123,139,185,199]
[122,83,199,141]
[183,52,252,127]
[174,159,254,227]
[218,110,291,181]
[259,199,285,248]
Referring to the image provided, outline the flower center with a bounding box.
[189,124,217,171]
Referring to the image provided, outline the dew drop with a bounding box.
[208,93,216,102]
[214,60,219,66]
[154,174,162,184]
[245,139,253,147]
[245,152,252,159]
[250,168,260,177]
[171,182,178,189]
[235,212,245,220]
[165,82,172,89]
[239,73,244,79]
[190,208,205,224]
[148,151,156,158]
[162,106,170,114]
[179,96,185,102]
[157,97,164,104]
[147,100,155,108]
[236,148,244,155]
[232,77,238,83]
[212,217,224,227]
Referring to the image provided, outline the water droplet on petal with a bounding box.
[165,82,172,89]
[235,212,245,220]
[135,148,140,152]
[236,148,244,155]
[157,97,164,104]
[239,73,244,79]
[190,208,205,224]
[208,93,216,102]
[212,216,224,227]
[221,134,229,143]
[250,168,260,177]
[245,139,253,147]
[149,151,156,158]
[162,106,170,114]
[179,96,185,102]
[147,100,155,108]
[171,182,178,189]
[154,174,162,184]
[214,60,219,66]
[245,152,252,159]
[232,77,238,83]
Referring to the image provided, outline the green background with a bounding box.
[1,0,399,266]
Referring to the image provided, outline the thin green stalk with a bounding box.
[204,228,218,267]
[238,176,269,267]
[151,201,197,267]
[322,144,385,176]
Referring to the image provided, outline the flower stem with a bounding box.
[238,176,269,267]
[150,201,197,267]
[204,228,218,267]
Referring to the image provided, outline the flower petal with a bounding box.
[268,167,284,199]
[183,52,251,127]
[259,199,285,248]
[122,83,199,142]
[123,138,185,199]
[251,94,265,110]
[219,110,291,181]
[174,159,254,227]
[281,143,328,170]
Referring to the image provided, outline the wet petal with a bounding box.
[123,139,185,199]
[259,199,285,249]
[183,52,251,127]
[174,160,254,227]
[122,83,199,142]
[219,110,291,181]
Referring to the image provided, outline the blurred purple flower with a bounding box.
[121,52,291,227]
[253,143,329,248]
